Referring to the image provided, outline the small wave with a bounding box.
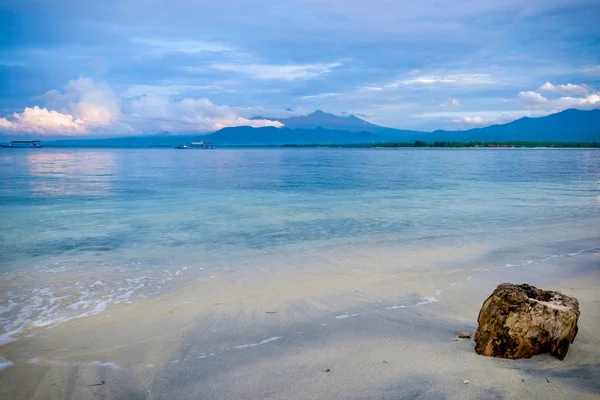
[0,356,14,371]
[26,358,120,370]
[416,296,438,306]
[0,331,20,346]
[235,336,281,349]
[0,299,19,316]
[385,305,406,310]
[0,272,165,346]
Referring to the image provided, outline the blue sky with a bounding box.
[1,0,599,136]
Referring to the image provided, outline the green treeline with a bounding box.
[282,141,600,148]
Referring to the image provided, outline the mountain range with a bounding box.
[253,110,424,138]
[179,109,600,145]
[2,108,599,147]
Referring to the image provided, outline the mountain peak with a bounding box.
[347,114,367,122]
[308,110,328,116]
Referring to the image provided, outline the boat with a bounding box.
[0,140,44,148]
[175,141,215,149]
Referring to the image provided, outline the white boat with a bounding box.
[1,140,43,148]
[175,141,215,149]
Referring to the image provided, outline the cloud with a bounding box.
[394,73,494,86]
[579,65,600,76]
[537,82,589,95]
[362,86,384,92]
[518,90,548,105]
[0,78,286,136]
[518,83,599,112]
[447,112,526,127]
[0,106,87,134]
[124,95,283,133]
[553,93,600,109]
[451,116,484,125]
[301,92,343,100]
[440,97,462,107]
[0,78,119,135]
[40,78,120,127]
[1,0,599,132]
[213,118,283,130]
[133,38,234,55]
[209,62,342,81]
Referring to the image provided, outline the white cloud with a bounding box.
[518,83,599,112]
[447,112,526,127]
[125,95,283,133]
[0,78,119,135]
[579,65,600,76]
[213,118,283,130]
[0,106,86,135]
[553,93,600,109]
[452,116,484,125]
[537,82,589,95]
[362,86,384,92]
[440,97,462,107]
[301,92,343,100]
[40,78,120,127]
[133,38,233,55]
[0,78,287,136]
[394,73,494,86]
[209,62,342,81]
[440,83,600,129]
[518,90,548,105]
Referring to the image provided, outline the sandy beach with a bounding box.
[1,219,599,400]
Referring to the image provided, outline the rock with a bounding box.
[463,380,470,385]
[458,331,471,339]
[474,283,579,360]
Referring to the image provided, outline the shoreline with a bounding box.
[1,224,599,399]
[1,218,598,349]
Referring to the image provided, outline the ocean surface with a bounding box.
[1,148,599,346]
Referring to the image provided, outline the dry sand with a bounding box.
[0,224,599,399]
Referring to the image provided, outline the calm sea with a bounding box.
[1,148,599,344]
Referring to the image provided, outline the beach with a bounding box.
[1,148,599,399]
[1,220,599,399]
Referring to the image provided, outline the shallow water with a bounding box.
[1,148,599,346]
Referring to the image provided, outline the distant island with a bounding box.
[1,108,599,148]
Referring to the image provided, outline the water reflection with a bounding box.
[26,150,116,197]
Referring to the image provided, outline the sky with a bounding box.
[0,0,599,136]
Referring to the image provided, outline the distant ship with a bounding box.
[0,140,43,148]
[175,141,215,149]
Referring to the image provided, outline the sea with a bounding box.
[1,147,599,347]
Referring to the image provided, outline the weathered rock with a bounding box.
[474,283,579,360]
[458,331,471,339]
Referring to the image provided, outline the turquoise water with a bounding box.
[0,148,599,343]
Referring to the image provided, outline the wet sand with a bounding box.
[1,224,599,399]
